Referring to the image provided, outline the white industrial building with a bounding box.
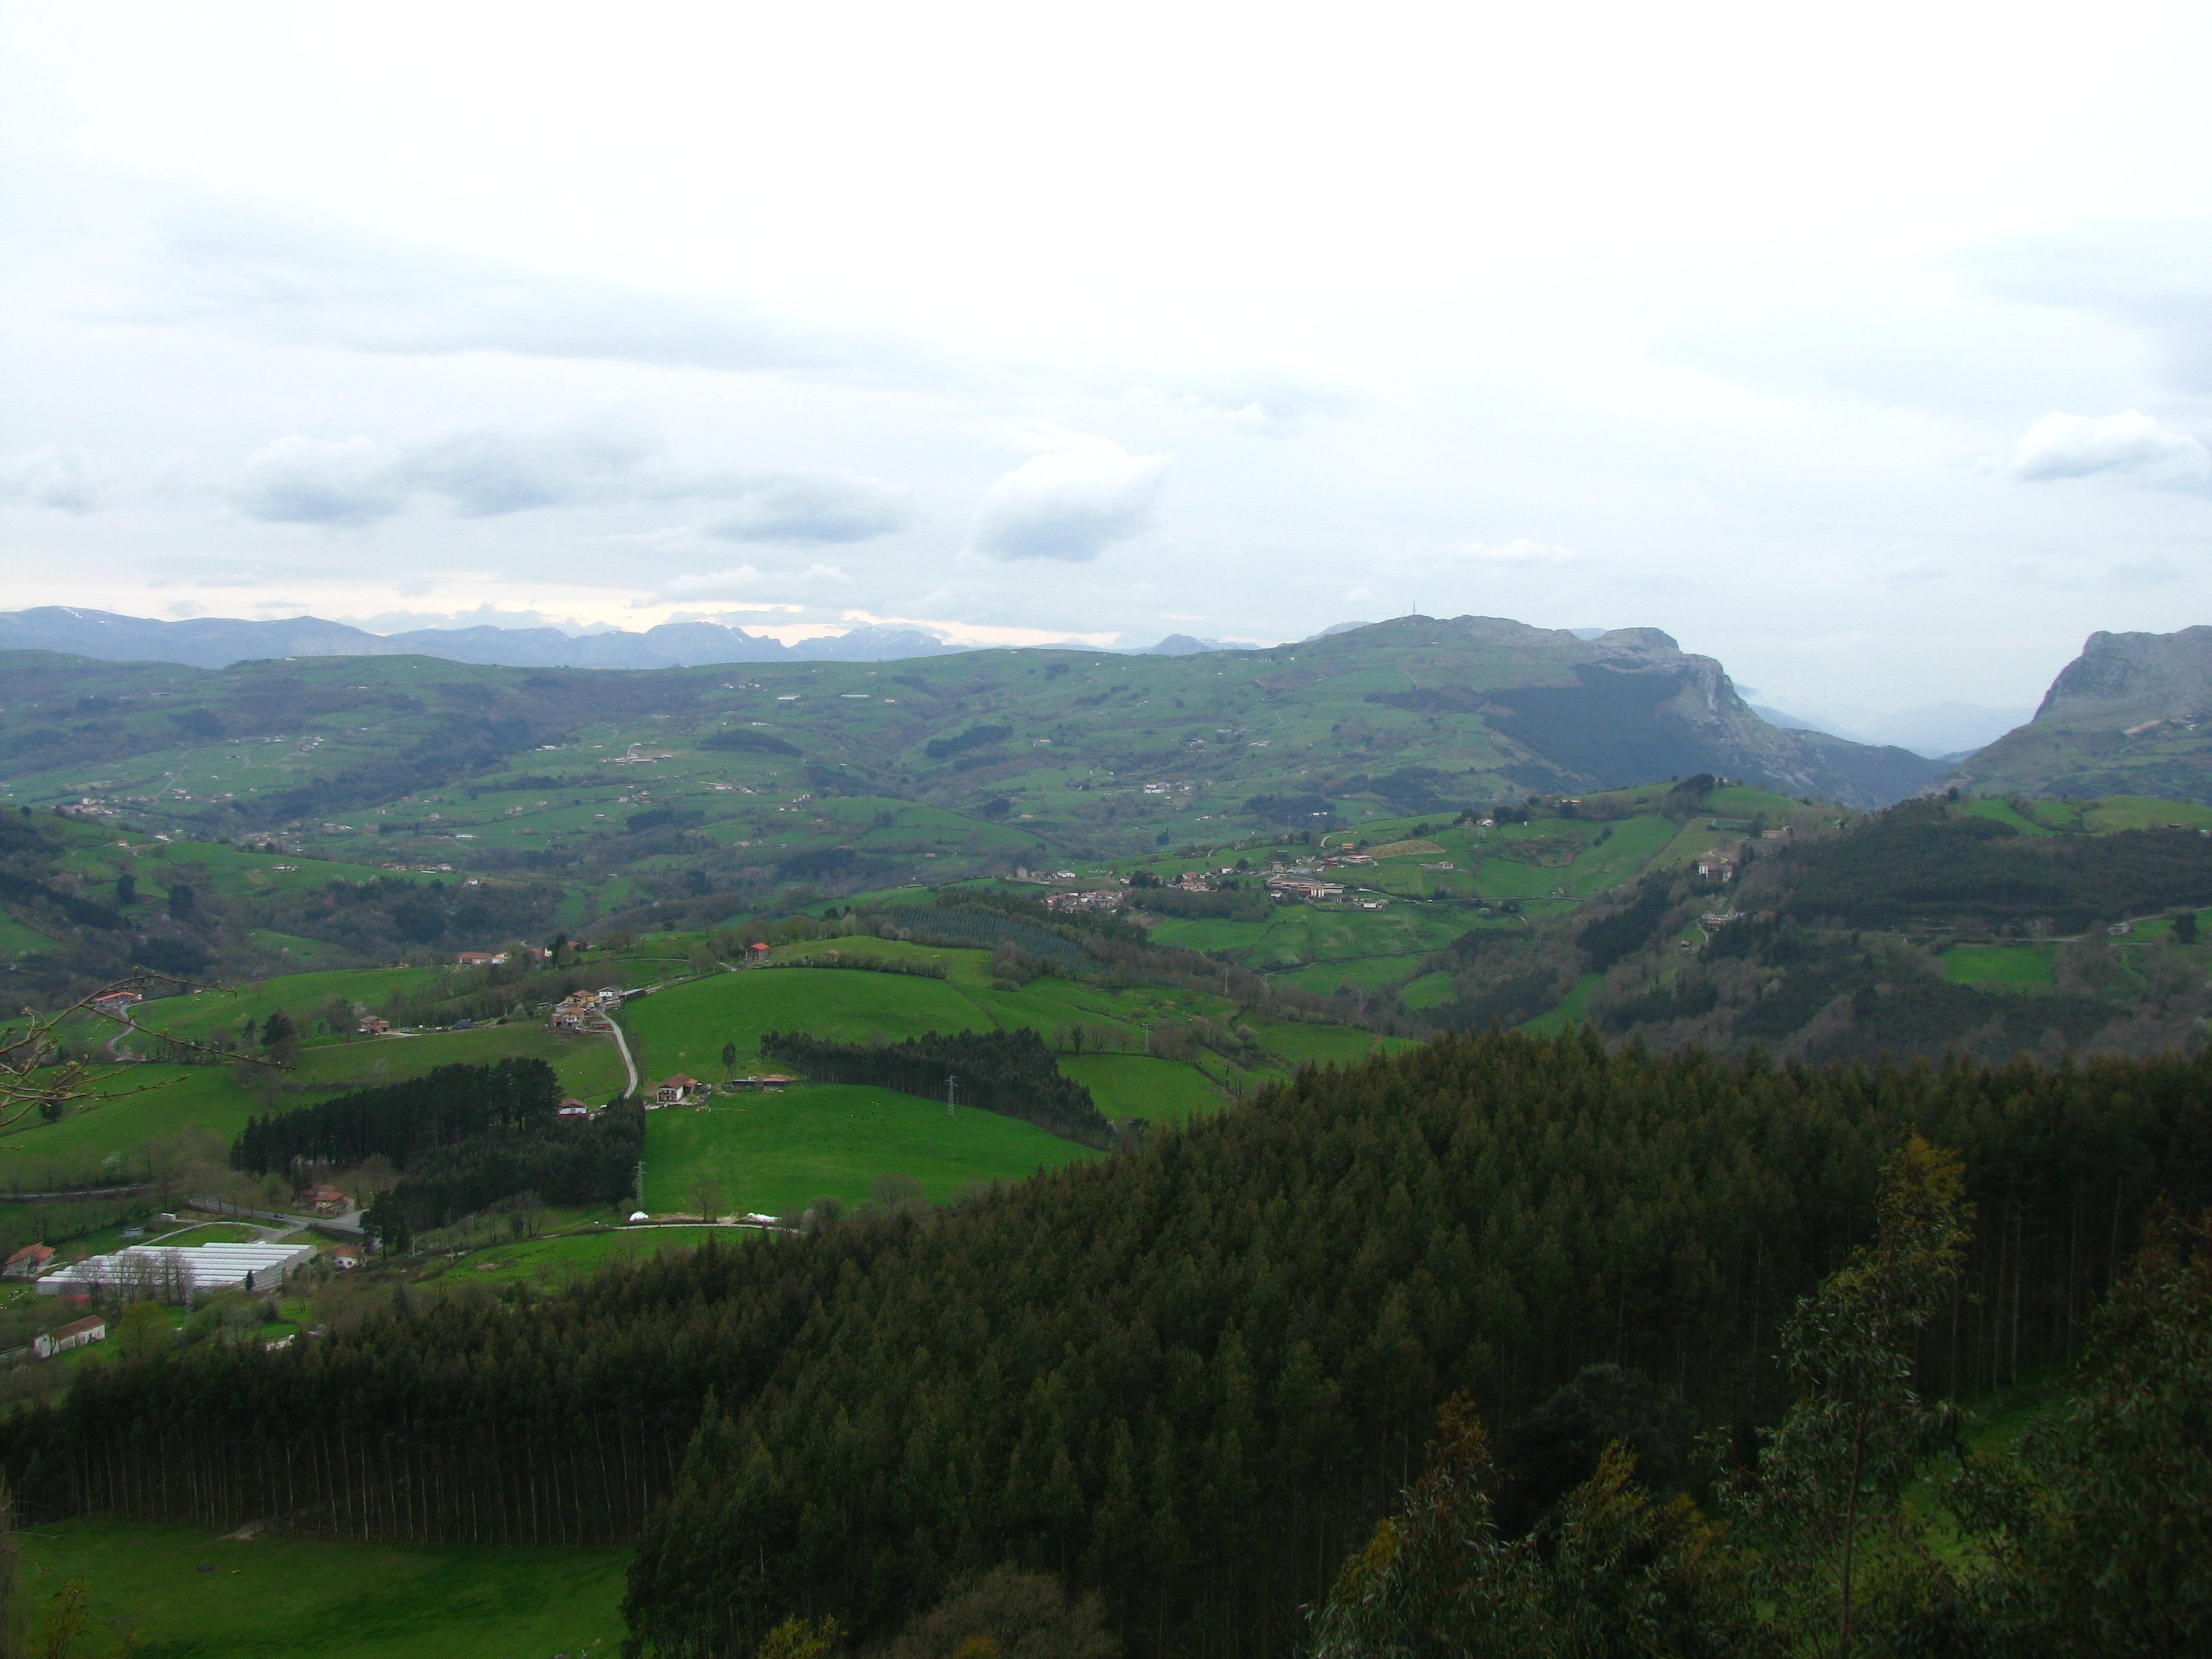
[37,1241,318,1301]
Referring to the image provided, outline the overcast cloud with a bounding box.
[968,438,1170,562]
[4,3,2212,712]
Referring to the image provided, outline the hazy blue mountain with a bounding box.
[0,607,963,671]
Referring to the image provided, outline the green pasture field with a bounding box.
[1399,970,1456,1011]
[1938,945,2057,993]
[1248,1019,1412,1067]
[640,1082,1096,1215]
[1702,784,1811,816]
[281,1025,630,1103]
[1521,972,1600,1035]
[2016,795,2212,834]
[1059,1053,1226,1124]
[1958,798,2053,836]
[7,1065,254,1165]
[1149,901,1464,974]
[621,966,990,1081]
[432,1224,724,1287]
[0,909,58,957]
[1271,953,1428,996]
[7,1025,628,1173]
[1556,813,1680,894]
[131,967,450,1044]
[16,1519,628,1659]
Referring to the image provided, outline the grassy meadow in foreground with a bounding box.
[16,1519,628,1659]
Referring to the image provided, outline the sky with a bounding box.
[3,1,2211,733]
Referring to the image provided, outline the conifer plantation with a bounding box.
[1,1031,2205,1654]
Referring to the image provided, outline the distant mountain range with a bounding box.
[1942,626,2212,803]
[0,607,966,671]
[15,606,2212,809]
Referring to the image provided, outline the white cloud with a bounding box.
[2008,410,2211,483]
[0,445,108,513]
[233,434,407,525]
[968,436,1169,562]
[705,472,911,544]
[1455,537,1576,564]
[230,421,914,539]
[403,421,658,515]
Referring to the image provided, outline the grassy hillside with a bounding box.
[0,619,1931,951]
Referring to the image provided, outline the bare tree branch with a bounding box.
[0,971,276,1143]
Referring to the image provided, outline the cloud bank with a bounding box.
[230,422,912,542]
[968,437,1168,562]
[705,472,911,545]
[2008,410,2210,483]
[0,445,108,514]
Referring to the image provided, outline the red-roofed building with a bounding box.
[35,1315,105,1359]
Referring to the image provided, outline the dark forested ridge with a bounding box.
[7,1031,2207,1657]
[1780,806,2212,930]
[760,1027,1113,1145]
[231,1058,563,1172]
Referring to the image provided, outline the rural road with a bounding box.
[608,1019,639,1099]
[102,1011,139,1063]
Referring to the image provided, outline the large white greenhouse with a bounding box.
[37,1241,319,1301]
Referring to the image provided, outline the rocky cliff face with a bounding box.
[1938,624,2212,805]
[2033,626,2212,726]
[1317,616,1944,808]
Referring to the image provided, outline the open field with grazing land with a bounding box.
[1059,1052,1227,1124]
[639,1082,1096,1215]
[621,965,990,1080]
[430,1223,726,1287]
[7,1065,256,1166]
[1939,944,2058,992]
[16,1519,628,1659]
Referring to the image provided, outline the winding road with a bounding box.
[607,1018,639,1099]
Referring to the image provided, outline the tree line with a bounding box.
[230,1057,640,1241]
[1780,802,2212,933]
[1,1032,2205,1657]
[230,1058,563,1172]
[760,1027,1113,1145]
[367,1099,643,1239]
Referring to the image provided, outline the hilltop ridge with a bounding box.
[1943,624,2212,802]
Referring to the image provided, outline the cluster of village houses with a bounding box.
[647,1072,792,1109]
[1033,849,1410,914]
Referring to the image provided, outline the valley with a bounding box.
[0,621,2206,1657]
